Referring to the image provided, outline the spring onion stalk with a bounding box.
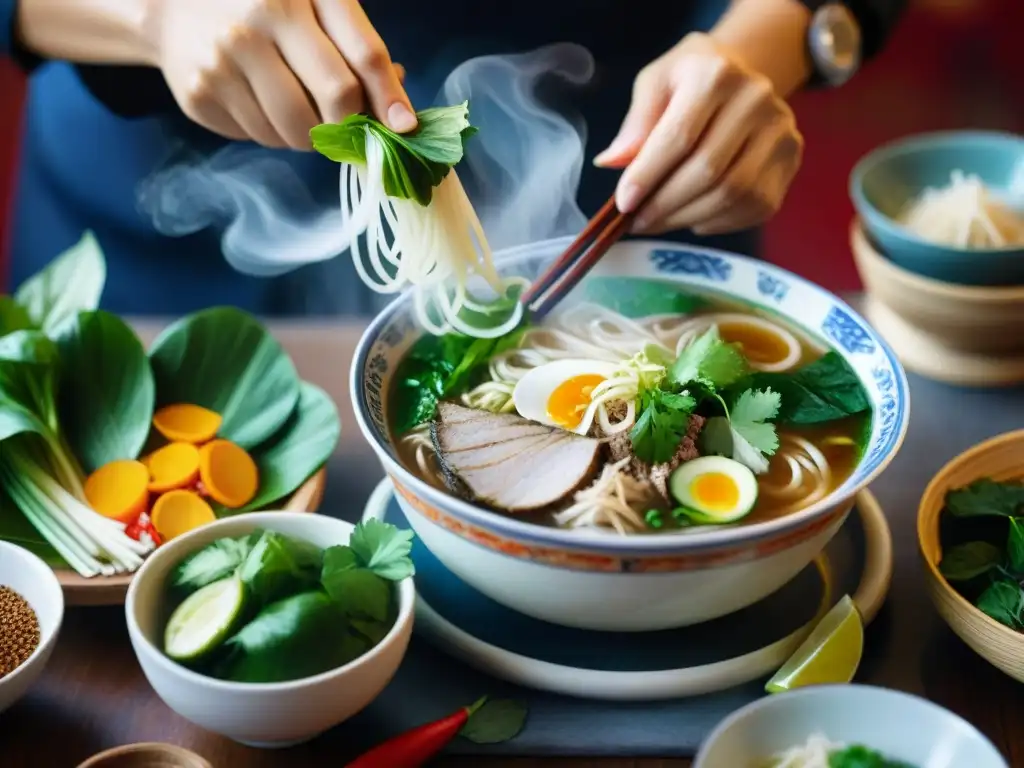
[1,449,153,577]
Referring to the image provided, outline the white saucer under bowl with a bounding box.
[362,480,892,701]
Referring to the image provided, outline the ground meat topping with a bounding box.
[605,414,706,501]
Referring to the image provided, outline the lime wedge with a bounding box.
[766,594,864,693]
[164,575,245,663]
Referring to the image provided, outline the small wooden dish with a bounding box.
[918,430,1024,683]
[59,466,327,607]
[852,219,1024,387]
[76,743,212,768]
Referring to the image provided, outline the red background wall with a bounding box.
[1,0,1022,295]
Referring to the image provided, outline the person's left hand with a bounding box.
[594,32,804,236]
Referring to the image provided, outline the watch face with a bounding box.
[811,4,862,85]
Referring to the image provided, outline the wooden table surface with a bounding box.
[1,321,1022,768]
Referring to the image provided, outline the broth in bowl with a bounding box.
[390,290,872,536]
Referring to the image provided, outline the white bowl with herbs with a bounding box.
[0,541,65,714]
[124,511,415,747]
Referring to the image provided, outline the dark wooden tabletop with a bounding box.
[2,322,1022,768]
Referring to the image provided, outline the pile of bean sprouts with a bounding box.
[769,733,845,768]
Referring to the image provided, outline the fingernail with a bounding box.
[594,135,629,166]
[617,181,643,213]
[388,103,417,133]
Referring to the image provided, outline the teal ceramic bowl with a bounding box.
[850,131,1024,287]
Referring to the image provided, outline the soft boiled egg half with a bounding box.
[668,456,759,524]
[512,359,621,435]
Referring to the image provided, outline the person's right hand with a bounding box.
[147,0,416,149]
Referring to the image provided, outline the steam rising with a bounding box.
[138,43,594,293]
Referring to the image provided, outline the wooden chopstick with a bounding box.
[523,196,635,321]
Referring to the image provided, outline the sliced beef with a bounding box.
[606,414,705,501]
[431,401,602,512]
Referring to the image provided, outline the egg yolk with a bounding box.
[689,472,740,511]
[546,374,606,429]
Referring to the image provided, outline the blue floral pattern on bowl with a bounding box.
[351,237,910,558]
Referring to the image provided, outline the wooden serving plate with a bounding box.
[76,742,212,768]
[57,467,327,607]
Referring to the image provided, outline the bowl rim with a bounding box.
[351,237,911,555]
[0,540,65,689]
[850,218,1024,301]
[849,129,1024,258]
[917,429,1024,647]
[692,683,1008,766]
[124,511,416,692]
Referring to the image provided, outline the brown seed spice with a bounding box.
[0,585,41,679]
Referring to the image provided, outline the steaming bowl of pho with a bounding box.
[850,130,1024,287]
[352,238,909,631]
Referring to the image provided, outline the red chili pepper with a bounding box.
[126,512,162,547]
[345,697,488,768]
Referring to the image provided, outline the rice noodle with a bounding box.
[400,424,441,485]
[758,434,832,517]
[552,457,654,534]
[898,170,1024,249]
[340,129,528,337]
[768,733,845,768]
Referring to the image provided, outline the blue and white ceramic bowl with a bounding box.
[351,238,910,632]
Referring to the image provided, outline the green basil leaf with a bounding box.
[938,541,1003,582]
[238,382,340,511]
[237,530,323,607]
[945,479,1024,519]
[1007,518,1024,576]
[219,591,365,683]
[743,351,870,426]
[148,307,301,449]
[975,577,1024,630]
[14,231,106,336]
[53,310,154,472]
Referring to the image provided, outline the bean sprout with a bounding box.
[552,457,655,534]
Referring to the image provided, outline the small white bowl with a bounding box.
[694,684,1008,768]
[0,541,65,714]
[125,512,415,748]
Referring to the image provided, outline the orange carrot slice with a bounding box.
[151,490,216,541]
[152,404,222,444]
[198,439,259,509]
[147,442,201,493]
[84,460,150,523]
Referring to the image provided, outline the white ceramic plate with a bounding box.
[362,480,893,701]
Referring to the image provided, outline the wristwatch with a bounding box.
[801,1,864,87]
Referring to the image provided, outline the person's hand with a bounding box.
[594,32,804,236]
[147,0,415,149]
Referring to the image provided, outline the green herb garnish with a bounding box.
[742,351,870,426]
[937,478,1024,633]
[629,388,696,464]
[666,326,749,391]
[702,388,781,474]
[828,745,917,767]
[310,102,478,206]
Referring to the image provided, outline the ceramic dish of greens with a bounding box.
[0,233,342,604]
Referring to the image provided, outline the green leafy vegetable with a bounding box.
[346,518,416,581]
[827,745,917,767]
[628,388,696,464]
[939,541,1004,581]
[1008,517,1024,574]
[667,326,748,391]
[577,277,708,319]
[170,534,257,595]
[391,324,529,434]
[976,577,1023,630]
[53,310,154,472]
[311,102,478,206]
[702,388,781,474]
[239,382,341,511]
[0,297,32,336]
[14,231,106,336]
[148,307,301,449]
[238,530,323,607]
[743,351,870,426]
[323,567,391,623]
[945,479,1024,518]
[217,590,365,683]
[458,699,529,744]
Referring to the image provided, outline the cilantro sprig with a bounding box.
[701,388,782,474]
